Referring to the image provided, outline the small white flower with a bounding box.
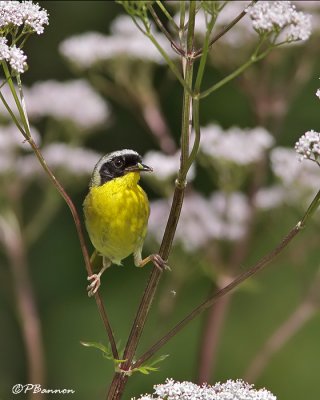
[148,191,250,252]
[286,10,312,41]
[0,39,27,73]
[0,1,48,34]
[25,80,110,129]
[295,130,320,162]
[8,45,27,73]
[199,124,274,166]
[254,185,287,210]
[43,144,101,176]
[20,1,49,35]
[143,151,195,181]
[316,88,320,99]
[19,143,101,178]
[270,147,320,204]
[247,1,311,42]
[0,37,10,60]
[59,15,176,69]
[134,378,277,400]
[209,192,250,241]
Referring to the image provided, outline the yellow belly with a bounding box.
[83,172,149,265]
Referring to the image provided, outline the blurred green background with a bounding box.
[1,1,320,399]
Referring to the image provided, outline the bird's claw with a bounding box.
[87,274,101,297]
[151,254,171,272]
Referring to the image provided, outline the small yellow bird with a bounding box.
[83,149,165,296]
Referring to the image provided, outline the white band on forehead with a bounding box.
[105,149,140,161]
[94,149,141,172]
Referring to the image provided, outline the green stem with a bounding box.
[194,0,258,59]
[184,97,200,175]
[199,50,269,99]
[146,31,192,95]
[179,1,186,38]
[2,62,31,138]
[194,15,215,92]
[300,189,320,227]
[0,86,25,135]
[156,0,180,33]
[148,4,184,56]
[179,1,195,173]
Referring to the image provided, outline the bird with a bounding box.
[83,149,167,296]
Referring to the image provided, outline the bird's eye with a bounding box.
[113,157,124,169]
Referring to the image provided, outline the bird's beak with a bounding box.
[125,163,153,173]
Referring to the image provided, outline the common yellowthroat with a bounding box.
[83,149,166,296]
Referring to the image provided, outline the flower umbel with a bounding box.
[0,1,48,74]
[295,130,320,164]
[0,1,49,34]
[247,1,311,43]
[133,378,277,400]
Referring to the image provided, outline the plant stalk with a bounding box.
[106,3,197,398]
[0,66,119,360]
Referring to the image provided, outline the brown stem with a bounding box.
[1,218,45,400]
[107,9,196,395]
[135,222,301,368]
[106,186,185,400]
[148,4,184,57]
[25,136,119,360]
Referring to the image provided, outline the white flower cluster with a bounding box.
[268,147,320,206]
[0,1,49,34]
[199,124,274,166]
[143,151,195,182]
[149,191,250,251]
[0,1,48,73]
[295,130,320,162]
[24,80,110,129]
[59,15,176,69]
[247,1,312,42]
[0,37,27,73]
[19,143,101,178]
[133,378,276,400]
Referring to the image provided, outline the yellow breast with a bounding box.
[83,172,149,265]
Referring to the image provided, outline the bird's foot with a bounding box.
[138,254,171,272]
[86,262,109,297]
[87,273,102,297]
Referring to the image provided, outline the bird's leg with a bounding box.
[87,257,111,297]
[134,250,170,272]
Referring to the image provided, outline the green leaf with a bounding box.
[80,341,126,366]
[130,354,169,375]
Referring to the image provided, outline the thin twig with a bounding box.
[135,222,303,368]
[148,4,184,56]
[193,0,258,59]
[0,68,119,360]
[26,137,119,361]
